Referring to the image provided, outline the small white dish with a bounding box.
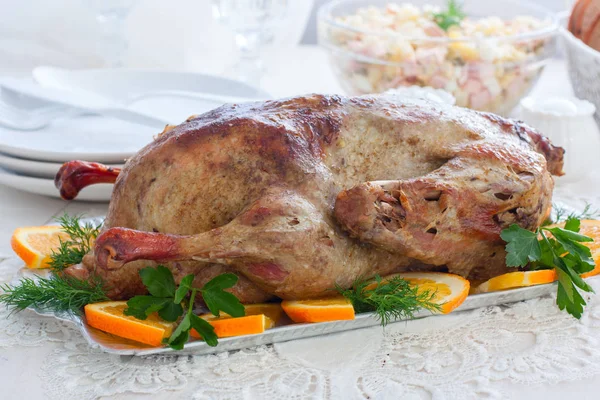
[520,95,600,182]
[0,167,112,202]
[0,153,122,179]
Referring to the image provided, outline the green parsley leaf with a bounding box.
[158,302,184,322]
[167,313,191,350]
[549,230,594,268]
[189,313,218,347]
[139,265,176,298]
[556,268,585,319]
[202,273,238,292]
[126,266,245,349]
[201,273,245,318]
[124,296,171,320]
[502,217,596,319]
[500,225,541,267]
[564,217,581,232]
[174,274,194,304]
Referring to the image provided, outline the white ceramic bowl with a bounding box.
[318,0,558,115]
[562,27,600,124]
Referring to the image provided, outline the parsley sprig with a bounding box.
[501,217,595,319]
[336,275,442,326]
[124,266,245,349]
[433,0,465,31]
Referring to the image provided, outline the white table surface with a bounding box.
[1,47,600,400]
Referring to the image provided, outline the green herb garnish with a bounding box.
[0,275,107,315]
[124,266,245,349]
[551,202,600,225]
[336,275,442,326]
[1,214,107,315]
[501,217,595,319]
[433,0,465,31]
[49,214,101,272]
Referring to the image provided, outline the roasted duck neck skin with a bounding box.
[55,160,121,200]
[58,94,564,301]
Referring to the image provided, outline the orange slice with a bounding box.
[11,226,70,269]
[190,314,274,339]
[84,301,175,347]
[281,296,355,323]
[242,303,285,325]
[378,272,470,314]
[471,269,557,294]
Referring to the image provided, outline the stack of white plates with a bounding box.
[0,122,141,201]
[0,68,270,202]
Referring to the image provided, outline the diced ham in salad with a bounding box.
[321,3,554,114]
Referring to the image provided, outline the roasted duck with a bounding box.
[55,94,564,303]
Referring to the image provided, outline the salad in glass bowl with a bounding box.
[318,0,558,115]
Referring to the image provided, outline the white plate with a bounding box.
[0,112,158,163]
[0,70,269,163]
[0,167,112,201]
[33,67,271,101]
[0,152,123,179]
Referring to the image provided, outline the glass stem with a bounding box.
[233,31,264,84]
[97,12,128,67]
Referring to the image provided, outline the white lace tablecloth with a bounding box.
[3,253,600,400]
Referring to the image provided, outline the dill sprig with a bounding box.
[48,214,101,272]
[552,202,600,224]
[336,275,442,326]
[1,214,108,315]
[0,275,108,315]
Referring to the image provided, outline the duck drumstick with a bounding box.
[55,161,121,200]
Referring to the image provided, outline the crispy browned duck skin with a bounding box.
[55,160,121,200]
[59,94,565,302]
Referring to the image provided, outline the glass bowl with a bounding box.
[318,0,558,115]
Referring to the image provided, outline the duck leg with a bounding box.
[55,160,121,200]
[93,187,412,299]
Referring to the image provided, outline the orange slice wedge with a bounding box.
[471,269,557,294]
[84,301,175,347]
[190,314,274,339]
[281,296,355,323]
[378,272,470,314]
[242,303,285,325]
[11,226,70,269]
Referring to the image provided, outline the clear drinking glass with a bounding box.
[86,0,139,67]
[212,0,288,84]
